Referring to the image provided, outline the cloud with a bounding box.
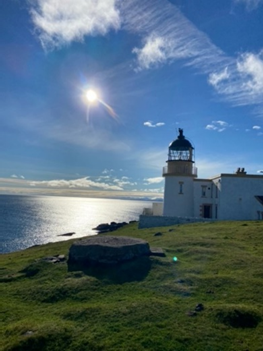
[128,0,226,72]
[208,51,263,109]
[20,175,25,179]
[144,177,163,184]
[102,169,114,174]
[143,121,165,128]
[257,170,263,173]
[205,120,230,132]
[234,0,263,10]
[208,68,230,87]
[29,176,123,191]
[113,178,137,187]
[133,34,174,70]
[11,174,18,178]
[30,0,121,49]
[253,125,261,130]
[123,0,263,113]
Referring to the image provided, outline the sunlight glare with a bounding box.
[86,89,97,102]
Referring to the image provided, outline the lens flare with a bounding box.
[83,86,118,122]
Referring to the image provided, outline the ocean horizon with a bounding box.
[0,194,153,254]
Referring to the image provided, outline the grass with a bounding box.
[1,221,263,351]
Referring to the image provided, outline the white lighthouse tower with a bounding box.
[163,129,197,217]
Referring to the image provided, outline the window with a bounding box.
[179,182,184,194]
[201,185,207,197]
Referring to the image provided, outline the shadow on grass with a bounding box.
[68,256,152,284]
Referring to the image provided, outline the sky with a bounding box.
[0,0,262,199]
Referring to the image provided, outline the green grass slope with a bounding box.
[1,221,263,351]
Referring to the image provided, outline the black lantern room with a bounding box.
[168,129,194,162]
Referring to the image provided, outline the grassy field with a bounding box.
[1,221,263,351]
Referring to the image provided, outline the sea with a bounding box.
[0,195,152,254]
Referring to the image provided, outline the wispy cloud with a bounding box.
[30,0,121,49]
[30,176,123,191]
[144,177,163,184]
[133,34,174,70]
[208,67,230,86]
[123,0,263,113]
[208,51,263,109]
[143,121,165,128]
[28,0,263,114]
[234,0,263,10]
[11,174,18,178]
[102,169,114,174]
[126,0,226,72]
[253,125,261,130]
[205,120,230,132]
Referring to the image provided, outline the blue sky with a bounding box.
[0,0,262,199]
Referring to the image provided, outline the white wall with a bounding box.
[152,202,163,216]
[163,176,194,217]
[219,176,263,220]
[193,179,213,217]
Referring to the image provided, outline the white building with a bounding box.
[140,129,263,228]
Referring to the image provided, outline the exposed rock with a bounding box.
[195,303,204,312]
[187,311,197,317]
[57,255,66,261]
[57,232,76,237]
[154,232,162,236]
[150,247,165,257]
[93,222,128,234]
[68,236,151,266]
[41,255,66,263]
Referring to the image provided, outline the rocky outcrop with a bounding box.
[68,236,152,266]
[92,222,128,234]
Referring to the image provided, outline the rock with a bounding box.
[57,255,66,261]
[168,229,174,232]
[187,311,197,317]
[57,232,76,237]
[92,222,128,234]
[176,279,185,284]
[42,255,66,263]
[68,236,151,266]
[154,232,162,236]
[150,247,165,257]
[195,303,204,312]
[206,289,214,294]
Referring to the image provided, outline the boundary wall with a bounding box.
[138,215,212,229]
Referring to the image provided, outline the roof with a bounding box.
[169,129,194,150]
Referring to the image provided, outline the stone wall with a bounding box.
[138,215,212,229]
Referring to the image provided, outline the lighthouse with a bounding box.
[162,129,197,217]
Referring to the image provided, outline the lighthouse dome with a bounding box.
[169,129,193,150]
[167,129,194,162]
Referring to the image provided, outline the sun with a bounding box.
[86,89,98,102]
